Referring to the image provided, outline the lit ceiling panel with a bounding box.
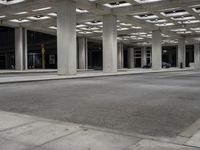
[27,15,51,20]
[171,15,195,21]
[161,9,189,17]
[104,1,131,8]
[10,19,30,23]
[134,13,158,20]
[192,7,200,13]
[134,0,163,4]
[0,0,25,5]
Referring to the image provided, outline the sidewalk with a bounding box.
[0,111,199,150]
[0,68,193,84]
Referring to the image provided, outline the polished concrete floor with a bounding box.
[0,70,200,138]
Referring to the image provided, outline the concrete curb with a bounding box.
[0,69,194,85]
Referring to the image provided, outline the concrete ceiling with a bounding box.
[0,0,200,46]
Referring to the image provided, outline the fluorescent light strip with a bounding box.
[134,0,163,4]
[104,2,131,8]
[14,12,28,15]
[10,19,30,23]
[49,26,57,30]
[76,8,89,13]
[32,7,52,12]
[48,13,57,17]
[134,14,158,20]
[155,23,174,26]
[0,15,6,19]
[27,16,51,20]
[0,0,25,5]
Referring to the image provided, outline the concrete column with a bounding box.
[24,29,28,70]
[78,37,88,69]
[15,27,27,70]
[117,43,124,69]
[103,15,117,73]
[141,47,147,67]
[194,43,200,64]
[152,30,162,70]
[178,39,186,68]
[57,0,77,75]
[128,48,134,69]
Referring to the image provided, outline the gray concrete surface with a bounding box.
[186,130,200,147]
[129,139,199,150]
[0,111,199,150]
[0,111,140,150]
[0,70,200,138]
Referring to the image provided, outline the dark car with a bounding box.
[143,63,152,69]
[162,62,171,68]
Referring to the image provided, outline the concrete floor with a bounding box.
[0,70,200,138]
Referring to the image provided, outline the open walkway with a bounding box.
[1,70,200,149]
[0,111,199,150]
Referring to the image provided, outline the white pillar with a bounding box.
[117,43,124,69]
[15,27,27,70]
[103,15,117,73]
[141,47,147,67]
[57,0,77,75]
[178,39,186,68]
[152,30,162,70]
[194,43,200,64]
[24,29,28,70]
[78,37,88,70]
[128,48,134,69]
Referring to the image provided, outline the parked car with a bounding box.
[143,63,152,69]
[93,66,102,70]
[162,62,171,68]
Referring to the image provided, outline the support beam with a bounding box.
[152,30,162,70]
[78,37,88,70]
[117,43,124,69]
[15,27,27,70]
[103,15,117,73]
[178,39,186,68]
[57,0,77,75]
[128,48,134,69]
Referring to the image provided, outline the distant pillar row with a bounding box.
[178,38,186,68]
[78,37,88,70]
[15,27,27,70]
[194,43,200,64]
[117,43,124,69]
[152,30,162,70]
[141,47,147,67]
[128,48,134,69]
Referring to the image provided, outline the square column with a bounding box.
[141,47,147,67]
[194,43,200,64]
[103,15,117,73]
[78,37,88,70]
[57,0,77,75]
[15,27,27,70]
[117,43,124,69]
[152,30,162,70]
[178,39,186,68]
[128,48,134,69]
